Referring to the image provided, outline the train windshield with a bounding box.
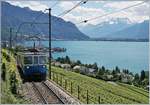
[24,56,32,64]
[34,56,38,64]
[39,56,47,64]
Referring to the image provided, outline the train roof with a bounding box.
[17,52,47,56]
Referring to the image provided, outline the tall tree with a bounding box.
[134,73,140,80]
[140,70,145,81]
[115,66,120,73]
[1,63,6,81]
[65,56,70,64]
[101,66,105,72]
[92,62,98,70]
[76,60,81,65]
[96,68,104,79]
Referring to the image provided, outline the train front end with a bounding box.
[23,53,47,81]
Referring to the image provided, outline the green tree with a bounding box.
[2,51,10,62]
[123,69,129,74]
[96,68,104,79]
[112,70,116,75]
[134,73,140,81]
[133,73,140,87]
[129,72,133,76]
[92,62,98,71]
[101,66,105,73]
[99,69,104,75]
[115,66,120,73]
[65,56,70,64]
[1,63,6,81]
[140,70,145,81]
[9,72,17,94]
[76,60,81,65]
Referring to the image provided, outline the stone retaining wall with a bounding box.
[45,80,81,104]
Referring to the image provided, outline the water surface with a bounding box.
[25,41,149,73]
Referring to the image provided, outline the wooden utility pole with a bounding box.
[48,8,52,79]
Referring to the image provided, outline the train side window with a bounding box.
[39,56,46,64]
[24,56,32,64]
[34,56,38,64]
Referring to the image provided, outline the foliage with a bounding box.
[2,49,11,62]
[1,49,27,104]
[9,72,18,94]
[1,63,6,81]
[123,69,129,74]
[140,70,145,81]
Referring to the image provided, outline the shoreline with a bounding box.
[26,39,149,42]
[52,56,147,75]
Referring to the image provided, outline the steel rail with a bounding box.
[41,81,64,104]
[32,82,48,104]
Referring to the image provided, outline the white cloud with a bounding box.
[58,1,149,26]
[74,6,105,16]
[59,1,107,25]
[62,13,82,23]
[102,1,149,23]
[6,0,149,26]
[7,1,48,12]
[59,1,75,10]
[103,1,143,9]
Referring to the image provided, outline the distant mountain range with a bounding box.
[80,18,149,40]
[1,2,89,41]
[1,1,149,41]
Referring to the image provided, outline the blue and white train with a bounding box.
[17,51,48,81]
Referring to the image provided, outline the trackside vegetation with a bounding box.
[1,49,28,104]
[50,66,149,104]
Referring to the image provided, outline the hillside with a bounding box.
[1,49,28,104]
[51,66,149,104]
[1,2,89,41]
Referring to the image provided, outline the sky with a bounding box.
[7,0,149,27]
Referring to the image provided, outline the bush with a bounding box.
[9,72,18,94]
[2,52,11,62]
[1,63,6,81]
[74,69,80,73]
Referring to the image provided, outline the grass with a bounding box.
[51,66,149,104]
[1,81,28,104]
[1,49,29,104]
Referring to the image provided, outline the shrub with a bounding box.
[9,72,18,94]
[1,63,6,81]
[2,52,11,62]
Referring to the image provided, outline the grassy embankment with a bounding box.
[1,49,28,104]
[51,66,149,104]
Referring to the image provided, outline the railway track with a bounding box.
[32,82,48,104]
[31,82,63,104]
[22,80,79,104]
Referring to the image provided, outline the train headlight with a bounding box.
[26,66,29,69]
[43,65,45,68]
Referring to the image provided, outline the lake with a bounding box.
[25,41,149,73]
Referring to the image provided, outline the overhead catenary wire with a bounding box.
[30,1,60,37]
[50,1,60,9]
[15,22,48,41]
[33,1,60,21]
[33,9,47,22]
[31,23,46,37]
[77,0,148,24]
[57,0,88,17]
[32,1,59,22]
